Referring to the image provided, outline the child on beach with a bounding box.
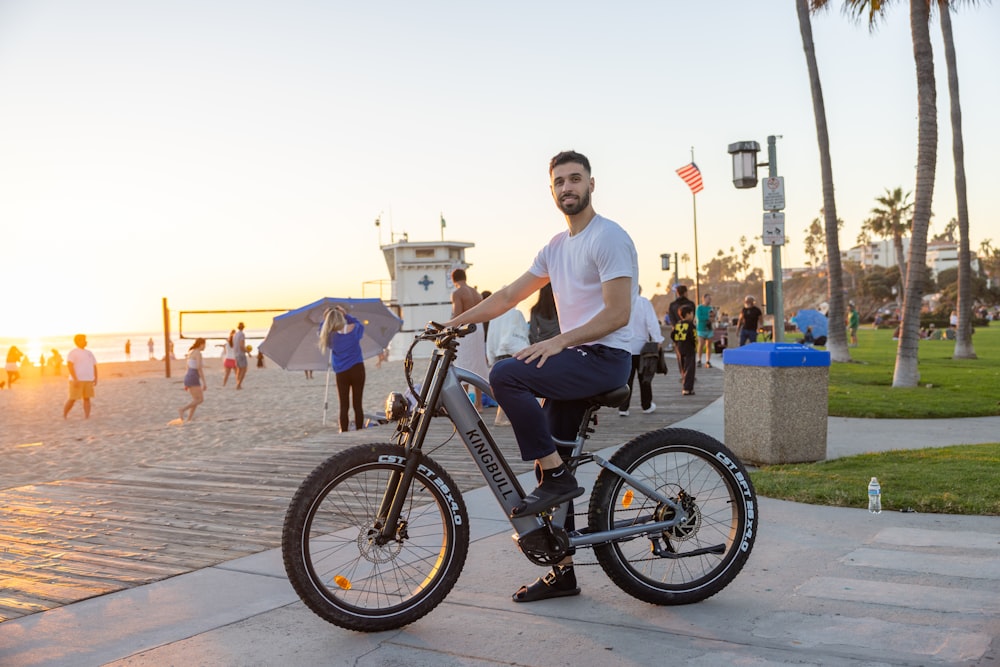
[671,304,697,396]
[177,338,207,423]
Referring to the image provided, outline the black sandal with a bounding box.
[512,566,580,603]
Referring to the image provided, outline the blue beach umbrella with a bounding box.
[260,297,402,371]
[791,309,828,339]
[260,297,403,425]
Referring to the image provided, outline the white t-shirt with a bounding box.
[529,214,639,352]
[67,347,97,381]
[486,308,530,365]
[626,295,665,355]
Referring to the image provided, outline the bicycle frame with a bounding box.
[377,331,691,551]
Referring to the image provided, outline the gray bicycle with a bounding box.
[282,323,757,632]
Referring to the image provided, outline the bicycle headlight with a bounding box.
[385,392,409,421]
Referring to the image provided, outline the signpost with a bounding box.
[762,212,785,246]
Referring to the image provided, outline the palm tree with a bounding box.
[937,0,979,359]
[843,0,937,387]
[797,0,851,362]
[893,0,938,387]
[860,187,914,288]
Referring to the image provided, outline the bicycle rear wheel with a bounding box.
[588,428,756,605]
[282,443,469,632]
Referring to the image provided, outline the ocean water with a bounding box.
[0,329,270,367]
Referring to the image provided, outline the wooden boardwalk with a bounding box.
[0,370,723,622]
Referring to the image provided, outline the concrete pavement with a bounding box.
[2,400,999,666]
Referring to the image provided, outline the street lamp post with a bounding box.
[661,252,679,292]
[728,135,785,342]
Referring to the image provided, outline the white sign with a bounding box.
[762,176,785,211]
[763,212,785,246]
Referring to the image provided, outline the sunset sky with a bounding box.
[1,1,997,338]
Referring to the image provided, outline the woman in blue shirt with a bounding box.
[319,306,366,432]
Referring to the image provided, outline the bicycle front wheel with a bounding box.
[282,443,469,632]
[588,428,756,605]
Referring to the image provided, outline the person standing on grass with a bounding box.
[178,338,208,422]
[846,302,860,348]
[63,334,98,418]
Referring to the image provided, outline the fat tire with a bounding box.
[282,443,469,632]
[588,428,756,605]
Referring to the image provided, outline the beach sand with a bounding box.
[0,357,414,492]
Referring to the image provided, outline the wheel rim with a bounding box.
[606,446,743,590]
[299,462,454,616]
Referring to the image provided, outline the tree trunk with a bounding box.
[797,0,850,362]
[939,0,976,359]
[893,0,937,388]
[893,231,907,291]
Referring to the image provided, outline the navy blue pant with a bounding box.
[489,344,631,461]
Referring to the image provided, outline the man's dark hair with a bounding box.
[549,150,591,175]
[679,304,694,318]
[451,268,466,282]
[676,285,688,296]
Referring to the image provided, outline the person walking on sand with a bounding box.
[451,267,490,409]
[443,150,637,603]
[222,329,237,386]
[3,345,25,389]
[233,322,248,389]
[124,339,131,361]
[178,338,208,422]
[147,337,155,360]
[319,305,367,432]
[63,334,98,418]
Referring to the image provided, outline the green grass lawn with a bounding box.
[828,325,1000,418]
[748,324,1000,515]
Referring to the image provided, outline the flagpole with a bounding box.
[690,147,701,301]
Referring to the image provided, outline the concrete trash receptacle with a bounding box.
[722,342,831,465]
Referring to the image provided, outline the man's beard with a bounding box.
[557,189,590,216]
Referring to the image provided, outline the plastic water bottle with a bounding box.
[868,477,882,514]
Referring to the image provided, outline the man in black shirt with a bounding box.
[736,295,764,346]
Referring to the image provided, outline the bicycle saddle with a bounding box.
[586,385,630,408]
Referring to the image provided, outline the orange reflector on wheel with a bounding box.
[333,575,352,590]
[622,489,634,509]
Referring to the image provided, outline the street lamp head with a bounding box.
[660,253,671,271]
[728,141,760,189]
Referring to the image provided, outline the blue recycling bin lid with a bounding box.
[723,342,831,367]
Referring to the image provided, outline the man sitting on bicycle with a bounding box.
[444,150,638,602]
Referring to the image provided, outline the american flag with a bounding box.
[676,162,704,194]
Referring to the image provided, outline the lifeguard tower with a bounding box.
[381,239,475,358]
